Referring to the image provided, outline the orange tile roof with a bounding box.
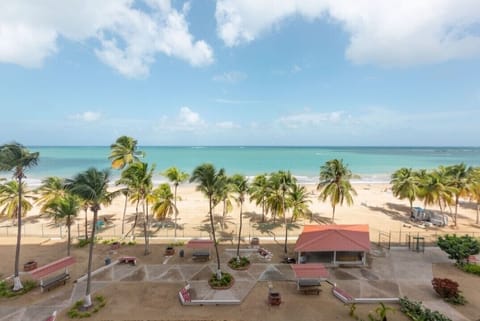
[291,263,329,279]
[29,256,76,279]
[294,224,370,252]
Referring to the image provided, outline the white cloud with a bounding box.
[215,0,480,66]
[216,121,240,129]
[277,110,345,128]
[0,0,213,77]
[212,71,247,83]
[157,106,206,131]
[69,111,101,122]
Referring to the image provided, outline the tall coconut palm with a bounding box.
[468,167,480,225]
[230,174,248,260]
[446,163,471,226]
[265,174,284,224]
[276,171,296,254]
[0,181,35,220]
[190,163,225,280]
[215,173,235,229]
[120,162,154,255]
[390,168,419,214]
[108,136,144,170]
[65,168,114,308]
[44,194,80,256]
[151,183,178,221]
[35,176,66,213]
[288,183,312,222]
[163,167,189,238]
[317,159,356,223]
[0,143,39,291]
[417,171,442,212]
[249,174,269,222]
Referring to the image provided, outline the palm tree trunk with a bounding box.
[143,199,150,256]
[84,207,97,308]
[454,196,459,226]
[476,202,479,225]
[13,175,23,291]
[261,198,265,222]
[121,192,128,235]
[283,191,288,254]
[332,205,336,223]
[236,202,243,260]
[67,216,71,256]
[409,199,413,215]
[126,200,140,239]
[84,207,88,239]
[174,184,178,238]
[209,197,222,280]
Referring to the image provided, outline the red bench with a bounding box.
[119,256,137,265]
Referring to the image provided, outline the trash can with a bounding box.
[105,257,111,265]
[179,249,184,258]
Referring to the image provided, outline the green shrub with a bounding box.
[67,296,106,318]
[399,297,452,321]
[209,272,233,288]
[461,263,480,276]
[77,239,90,248]
[228,256,250,269]
[168,241,185,247]
[0,279,37,298]
[437,235,480,265]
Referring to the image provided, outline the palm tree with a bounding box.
[446,163,471,226]
[44,194,80,256]
[417,171,442,212]
[119,162,154,255]
[65,168,114,308]
[276,171,296,254]
[0,143,39,291]
[35,176,66,213]
[151,183,178,221]
[230,174,248,260]
[317,159,357,223]
[190,163,225,280]
[265,174,284,224]
[390,168,419,214]
[288,183,312,222]
[108,136,144,170]
[215,173,235,229]
[249,174,269,222]
[0,181,35,220]
[163,167,189,238]
[468,167,480,225]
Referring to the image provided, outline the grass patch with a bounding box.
[168,241,185,247]
[208,272,234,289]
[399,297,452,321]
[67,295,106,318]
[228,256,250,270]
[0,279,37,298]
[460,263,480,276]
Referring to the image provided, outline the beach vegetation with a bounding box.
[0,142,39,291]
[108,136,144,170]
[391,168,420,214]
[437,234,480,265]
[117,161,155,255]
[445,163,471,227]
[44,193,81,256]
[228,256,250,270]
[162,166,189,238]
[460,262,480,275]
[66,168,115,309]
[109,136,145,236]
[190,163,226,280]
[248,173,269,222]
[215,171,235,229]
[208,271,234,288]
[230,173,249,260]
[0,279,37,297]
[317,159,356,223]
[288,183,312,222]
[467,167,480,225]
[151,183,177,222]
[35,176,66,213]
[348,302,395,321]
[68,295,106,318]
[399,297,452,321]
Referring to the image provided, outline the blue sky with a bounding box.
[1,0,480,146]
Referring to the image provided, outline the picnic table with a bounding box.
[192,250,210,262]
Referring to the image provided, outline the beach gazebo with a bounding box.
[294,225,370,266]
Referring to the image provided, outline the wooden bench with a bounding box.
[119,256,137,265]
[192,250,210,262]
[297,279,321,295]
[41,272,70,292]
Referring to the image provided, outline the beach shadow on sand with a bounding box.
[367,203,411,223]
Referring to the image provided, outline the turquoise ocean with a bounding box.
[5,146,480,185]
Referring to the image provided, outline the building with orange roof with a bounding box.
[294,224,370,266]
